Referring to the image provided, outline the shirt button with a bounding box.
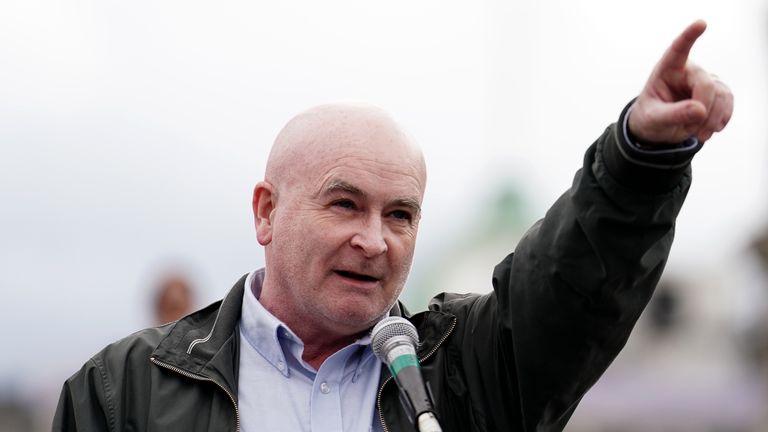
[320,382,330,394]
[276,360,285,371]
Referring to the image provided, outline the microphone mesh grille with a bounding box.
[371,316,419,359]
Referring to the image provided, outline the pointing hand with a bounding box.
[628,20,734,145]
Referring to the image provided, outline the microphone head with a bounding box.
[371,316,419,360]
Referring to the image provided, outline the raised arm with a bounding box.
[444,21,733,431]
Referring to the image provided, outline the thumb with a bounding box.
[651,99,707,129]
[631,99,708,143]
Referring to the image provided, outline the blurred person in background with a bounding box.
[745,226,768,428]
[744,228,768,369]
[52,20,733,432]
[152,273,197,325]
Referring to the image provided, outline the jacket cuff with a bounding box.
[603,100,702,193]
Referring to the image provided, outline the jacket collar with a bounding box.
[151,274,248,394]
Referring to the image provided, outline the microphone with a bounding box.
[371,316,442,432]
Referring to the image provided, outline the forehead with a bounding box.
[271,104,427,200]
[311,146,426,203]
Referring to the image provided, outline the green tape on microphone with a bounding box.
[389,354,420,376]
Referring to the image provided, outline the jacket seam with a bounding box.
[91,356,118,432]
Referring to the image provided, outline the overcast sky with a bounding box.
[1,0,766,416]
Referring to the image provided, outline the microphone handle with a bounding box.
[417,412,443,432]
[393,365,434,419]
[392,364,443,431]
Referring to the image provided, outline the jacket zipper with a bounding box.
[150,357,241,432]
[376,316,457,432]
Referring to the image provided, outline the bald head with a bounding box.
[265,104,426,193]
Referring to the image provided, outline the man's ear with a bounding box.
[253,181,276,245]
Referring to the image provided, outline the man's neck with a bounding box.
[298,333,363,371]
[257,287,367,371]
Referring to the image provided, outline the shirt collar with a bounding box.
[240,269,301,377]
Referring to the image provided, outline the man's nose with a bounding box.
[350,217,388,257]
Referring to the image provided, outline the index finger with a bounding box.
[658,20,707,70]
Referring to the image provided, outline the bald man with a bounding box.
[54,21,732,432]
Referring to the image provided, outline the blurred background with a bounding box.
[1,0,767,430]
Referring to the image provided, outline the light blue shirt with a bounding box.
[238,269,384,432]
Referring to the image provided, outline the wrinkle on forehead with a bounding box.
[264,103,426,193]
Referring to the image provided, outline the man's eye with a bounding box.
[332,200,355,209]
[390,210,412,221]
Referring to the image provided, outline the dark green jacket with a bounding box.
[53,105,699,431]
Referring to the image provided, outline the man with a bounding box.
[53,20,733,431]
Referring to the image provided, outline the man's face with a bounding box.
[257,108,426,336]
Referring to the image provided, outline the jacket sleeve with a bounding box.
[447,103,699,431]
[52,358,113,432]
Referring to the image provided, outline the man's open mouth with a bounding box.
[334,270,380,282]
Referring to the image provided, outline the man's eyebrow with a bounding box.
[392,197,422,216]
[321,180,422,215]
[322,180,366,198]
